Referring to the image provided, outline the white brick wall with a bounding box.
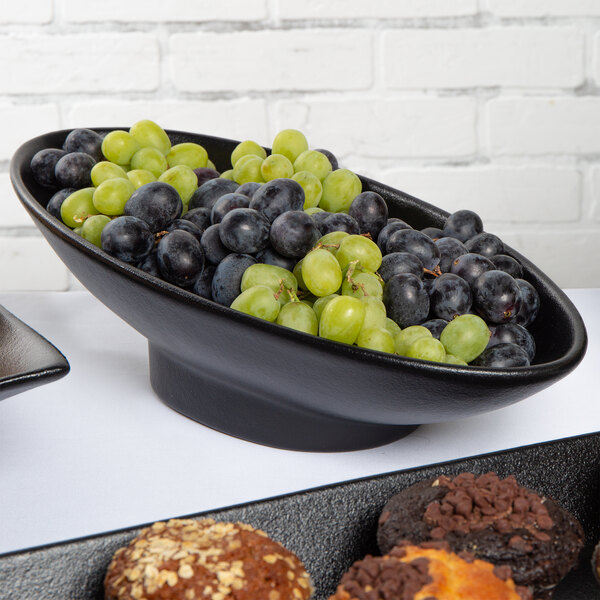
[1,1,599,290]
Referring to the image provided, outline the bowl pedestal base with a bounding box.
[148,344,419,452]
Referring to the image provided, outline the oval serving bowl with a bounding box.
[10,128,588,452]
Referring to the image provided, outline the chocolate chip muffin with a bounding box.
[377,472,583,599]
[104,518,313,600]
[329,541,532,600]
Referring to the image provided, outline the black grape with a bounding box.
[313,148,339,170]
[472,270,521,324]
[137,250,160,278]
[421,227,444,239]
[514,279,540,327]
[236,182,263,197]
[54,152,95,189]
[348,191,388,239]
[270,211,320,258]
[465,232,504,257]
[429,273,473,321]
[255,247,297,272]
[435,237,468,273]
[386,229,440,270]
[46,188,75,219]
[488,323,536,361]
[63,128,104,162]
[101,216,154,263]
[30,148,67,188]
[320,213,360,235]
[421,318,448,339]
[472,343,530,368]
[188,178,238,210]
[124,181,182,232]
[219,208,270,254]
[490,254,523,279]
[382,273,429,328]
[193,265,215,299]
[376,219,412,253]
[193,167,220,187]
[450,253,495,287]
[166,219,203,243]
[249,178,305,222]
[442,209,483,242]
[157,230,205,288]
[211,192,250,224]
[379,252,424,282]
[212,253,257,306]
[201,224,230,266]
[182,207,212,232]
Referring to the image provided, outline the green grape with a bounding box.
[241,263,297,306]
[293,171,323,209]
[313,293,339,322]
[320,168,362,213]
[167,142,208,170]
[129,119,171,155]
[292,259,307,291]
[271,129,308,164]
[439,314,491,363]
[158,165,198,204]
[319,295,365,345]
[336,234,382,272]
[356,327,395,354]
[304,206,324,215]
[101,130,140,165]
[359,296,387,331]
[233,154,264,184]
[60,188,99,228]
[73,225,83,235]
[91,161,128,187]
[384,317,402,338]
[395,325,432,356]
[230,285,280,322]
[127,169,157,189]
[342,271,383,299]
[231,140,267,167]
[92,177,136,216]
[220,169,235,180]
[302,248,343,297]
[80,214,111,247]
[276,301,318,335]
[444,354,468,366]
[317,230,348,255]
[406,337,446,362]
[130,147,168,177]
[260,153,294,181]
[293,150,332,182]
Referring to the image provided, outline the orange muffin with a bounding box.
[329,542,532,600]
[104,518,313,600]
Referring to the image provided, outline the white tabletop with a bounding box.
[0,288,598,556]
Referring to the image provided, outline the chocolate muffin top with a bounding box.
[329,542,532,600]
[104,518,313,600]
[377,472,584,597]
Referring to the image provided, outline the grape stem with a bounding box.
[346,260,368,296]
[423,266,442,277]
[311,242,340,252]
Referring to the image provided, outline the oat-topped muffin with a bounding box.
[377,472,583,599]
[329,542,532,600]
[104,518,313,600]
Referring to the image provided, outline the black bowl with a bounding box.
[10,128,588,452]
[0,302,69,402]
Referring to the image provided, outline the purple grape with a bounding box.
[376,219,412,253]
[270,211,320,258]
[249,178,305,223]
[488,323,536,361]
[166,219,203,243]
[211,253,257,306]
[382,273,430,328]
[182,207,212,232]
[193,167,220,187]
[348,191,388,239]
[188,178,238,210]
[421,226,444,240]
[219,208,270,254]
[137,250,160,278]
[386,229,440,271]
[442,209,483,242]
[157,230,205,288]
[54,152,95,189]
[310,211,332,234]
[514,279,540,327]
[472,343,530,368]
[210,193,250,224]
[379,252,424,282]
[421,318,448,339]
[236,182,263,198]
[63,128,104,162]
[472,270,522,324]
[201,224,230,266]
[101,216,154,263]
[124,181,182,233]
[490,254,523,279]
[30,148,67,188]
[435,237,468,273]
[320,213,360,235]
[450,253,495,287]
[256,247,298,272]
[465,232,504,258]
[193,265,215,300]
[430,273,473,321]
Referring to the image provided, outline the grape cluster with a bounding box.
[32,121,540,369]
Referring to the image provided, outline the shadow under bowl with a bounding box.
[10,128,588,452]
[0,302,69,402]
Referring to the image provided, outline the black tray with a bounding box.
[0,302,69,402]
[1,432,599,599]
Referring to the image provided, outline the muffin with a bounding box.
[329,541,532,600]
[104,518,313,600]
[377,472,584,598]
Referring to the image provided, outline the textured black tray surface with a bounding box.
[1,433,599,599]
[0,303,69,402]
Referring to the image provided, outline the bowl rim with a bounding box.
[9,127,588,382]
